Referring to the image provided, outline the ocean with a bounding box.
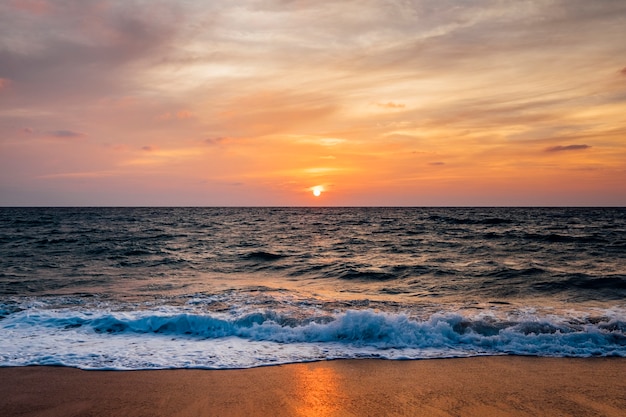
[1,207,625,370]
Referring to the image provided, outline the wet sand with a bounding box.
[1,357,625,417]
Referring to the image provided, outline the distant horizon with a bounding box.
[1,205,624,209]
[2,1,625,206]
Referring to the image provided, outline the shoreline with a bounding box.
[2,357,626,416]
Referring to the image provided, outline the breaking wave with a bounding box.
[1,306,624,370]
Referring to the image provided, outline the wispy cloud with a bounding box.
[375,102,405,109]
[157,110,195,121]
[545,144,591,153]
[0,1,181,103]
[204,137,227,146]
[38,170,116,179]
[9,0,51,15]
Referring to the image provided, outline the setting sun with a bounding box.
[312,186,323,197]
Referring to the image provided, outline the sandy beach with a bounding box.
[1,357,625,417]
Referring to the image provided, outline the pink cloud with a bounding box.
[376,102,406,109]
[100,96,139,108]
[157,110,195,121]
[176,110,194,119]
[0,78,11,90]
[102,143,130,152]
[9,0,50,15]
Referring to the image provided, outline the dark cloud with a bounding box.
[545,144,590,152]
[621,67,626,76]
[0,1,181,103]
[429,161,445,166]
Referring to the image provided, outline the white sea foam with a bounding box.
[1,304,624,370]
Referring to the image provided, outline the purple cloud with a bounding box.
[45,130,87,139]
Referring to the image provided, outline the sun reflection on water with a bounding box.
[291,365,343,417]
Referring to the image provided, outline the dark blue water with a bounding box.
[1,207,625,369]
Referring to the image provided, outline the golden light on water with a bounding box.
[292,364,341,417]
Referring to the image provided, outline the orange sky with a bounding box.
[1,0,625,206]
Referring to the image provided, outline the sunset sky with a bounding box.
[1,0,625,206]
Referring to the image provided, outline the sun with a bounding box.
[311,186,323,197]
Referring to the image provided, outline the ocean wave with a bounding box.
[522,232,607,244]
[74,310,626,350]
[427,215,513,225]
[243,251,287,261]
[1,307,624,369]
[484,267,547,279]
[532,274,626,298]
[337,269,398,281]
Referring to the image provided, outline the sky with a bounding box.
[1,0,626,206]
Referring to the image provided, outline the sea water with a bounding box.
[0,207,624,369]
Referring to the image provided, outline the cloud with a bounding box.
[319,138,346,146]
[37,171,116,179]
[545,144,591,153]
[157,110,195,121]
[44,130,87,139]
[1,0,625,206]
[384,133,420,142]
[376,102,405,109]
[176,110,194,119]
[9,0,50,15]
[204,137,226,146]
[0,1,181,103]
[215,90,337,137]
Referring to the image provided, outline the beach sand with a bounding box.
[1,357,625,417]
